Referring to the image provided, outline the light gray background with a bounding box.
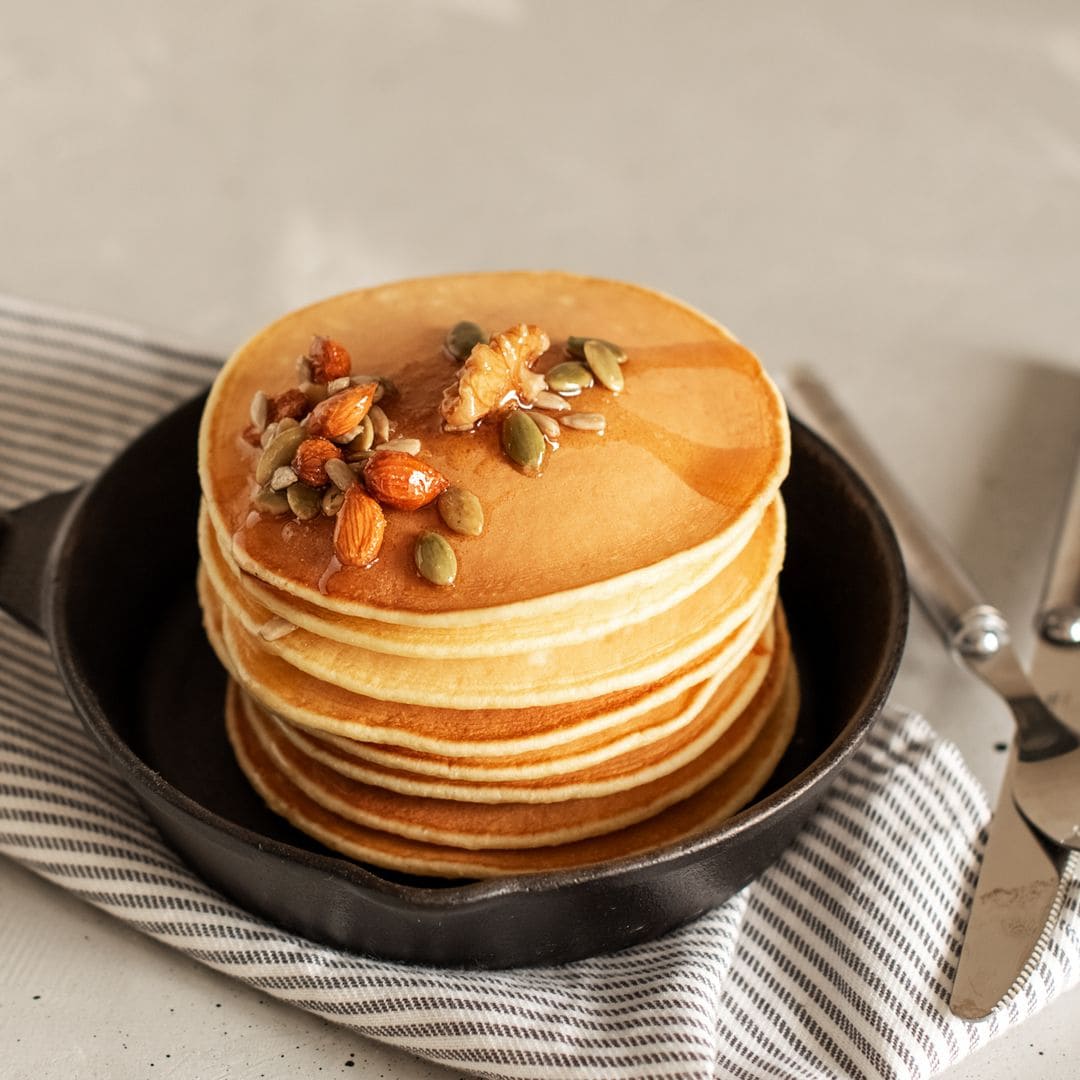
[2,1,1079,1076]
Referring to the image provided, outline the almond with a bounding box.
[307,335,352,384]
[292,437,343,488]
[307,383,378,441]
[268,387,310,423]
[333,485,386,567]
[362,451,450,511]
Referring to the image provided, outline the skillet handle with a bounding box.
[0,487,82,636]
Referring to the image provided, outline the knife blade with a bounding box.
[950,449,1080,1019]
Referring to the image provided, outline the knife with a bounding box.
[785,372,1080,852]
[949,450,1080,1018]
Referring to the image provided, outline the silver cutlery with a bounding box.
[786,371,1080,852]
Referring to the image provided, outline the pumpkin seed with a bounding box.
[529,410,562,441]
[321,487,346,516]
[567,336,626,364]
[252,486,290,515]
[377,438,422,455]
[249,390,269,433]
[324,457,355,491]
[445,320,487,362]
[437,486,484,536]
[501,410,545,474]
[256,425,307,485]
[534,390,570,413]
[259,616,296,641]
[414,531,457,586]
[545,361,594,395]
[369,403,391,444]
[560,411,606,433]
[351,374,396,402]
[287,482,322,521]
[583,340,624,393]
[270,465,299,491]
[277,417,300,432]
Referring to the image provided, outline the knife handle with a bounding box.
[786,371,1009,660]
[1037,446,1080,647]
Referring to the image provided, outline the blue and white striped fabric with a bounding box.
[1,294,1078,1079]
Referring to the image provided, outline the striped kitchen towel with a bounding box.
[1,294,1078,1080]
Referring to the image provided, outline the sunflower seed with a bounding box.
[287,482,322,520]
[252,486,290,515]
[533,390,570,413]
[414,531,457,586]
[259,420,279,449]
[502,410,545,473]
[369,404,390,443]
[437,486,484,536]
[327,376,351,395]
[249,390,269,433]
[567,336,626,364]
[377,438,421,455]
[445,320,487,362]
[324,457,355,492]
[297,356,312,382]
[560,412,606,433]
[256,425,307,485]
[258,617,296,641]
[338,412,375,449]
[277,417,300,432]
[351,374,395,403]
[321,486,346,516]
[545,361,594,395]
[583,340,624,393]
[529,410,562,441]
[270,465,299,491]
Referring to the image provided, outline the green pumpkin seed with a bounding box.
[501,410,546,474]
[437,486,484,536]
[256,425,307,486]
[583,340,624,393]
[567,336,626,364]
[321,486,346,516]
[414,531,457,586]
[252,486,290,516]
[324,457,355,492]
[545,361,594,396]
[445,320,487,362]
[287,482,322,521]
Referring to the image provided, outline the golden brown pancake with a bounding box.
[198,271,796,878]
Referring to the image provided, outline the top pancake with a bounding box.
[199,271,789,620]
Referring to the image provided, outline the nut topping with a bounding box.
[363,451,450,511]
[292,437,344,488]
[306,335,352,384]
[306,382,378,441]
[440,323,549,431]
[333,485,387,567]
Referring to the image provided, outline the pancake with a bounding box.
[225,663,800,878]
[198,271,797,879]
[198,272,789,624]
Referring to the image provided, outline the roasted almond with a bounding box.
[267,387,310,423]
[333,485,386,567]
[363,450,450,510]
[292,437,343,487]
[307,335,352,384]
[306,383,378,441]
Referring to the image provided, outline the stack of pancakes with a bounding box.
[196,271,797,879]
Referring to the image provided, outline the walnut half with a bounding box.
[440,323,550,431]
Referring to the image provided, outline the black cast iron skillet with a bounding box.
[0,394,907,969]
